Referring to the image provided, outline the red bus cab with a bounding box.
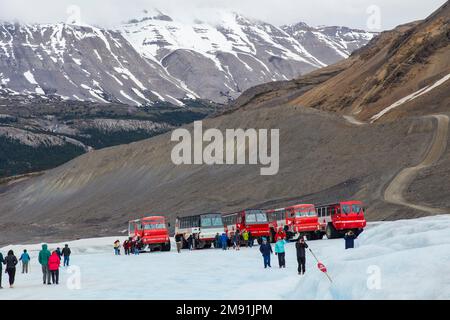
[315,201,367,239]
[222,209,270,244]
[128,216,171,251]
[267,204,321,241]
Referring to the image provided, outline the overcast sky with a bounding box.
[0,0,446,30]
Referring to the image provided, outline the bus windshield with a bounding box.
[295,209,316,217]
[144,222,166,230]
[352,204,362,213]
[201,214,223,228]
[245,210,268,224]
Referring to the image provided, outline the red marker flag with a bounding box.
[317,262,327,273]
[309,248,333,283]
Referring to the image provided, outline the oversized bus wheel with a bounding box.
[306,232,316,241]
[315,231,324,240]
[326,223,339,239]
[162,242,171,251]
[204,242,212,249]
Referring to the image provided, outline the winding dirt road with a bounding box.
[383,114,449,214]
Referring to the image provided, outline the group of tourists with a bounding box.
[258,234,309,275]
[114,237,142,255]
[213,229,255,251]
[0,244,71,289]
[112,227,358,278]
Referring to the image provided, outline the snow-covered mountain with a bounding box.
[282,23,375,65]
[0,10,375,105]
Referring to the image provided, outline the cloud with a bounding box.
[0,0,446,30]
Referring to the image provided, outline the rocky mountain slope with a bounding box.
[287,2,450,122]
[0,11,373,104]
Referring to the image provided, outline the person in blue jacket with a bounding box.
[259,238,273,268]
[274,238,287,268]
[220,233,228,250]
[344,230,357,249]
[19,249,31,273]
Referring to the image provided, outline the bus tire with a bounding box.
[326,223,339,239]
[162,242,171,251]
[315,232,324,240]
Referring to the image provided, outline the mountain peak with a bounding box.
[126,8,173,24]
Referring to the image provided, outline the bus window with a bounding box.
[342,205,351,214]
[352,204,362,213]
[246,213,256,223]
[144,222,166,230]
[256,212,268,222]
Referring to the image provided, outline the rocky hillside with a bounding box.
[0,94,216,177]
[0,10,373,104]
[288,2,450,122]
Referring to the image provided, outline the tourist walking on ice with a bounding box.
[234,230,241,250]
[344,230,357,249]
[62,244,71,266]
[220,233,228,250]
[175,234,183,253]
[214,233,220,249]
[123,239,130,255]
[48,251,61,285]
[248,231,253,248]
[114,240,121,255]
[259,238,273,268]
[242,230,248,246]
[38,244,52,285]
[133,238,140,255]
[187,234,193,251]
[19,249,31,273]
[0,251,4,288]
[56,247,62,259]
[275,238,287,268]
[296,237,308,275]
[4,250,18,288]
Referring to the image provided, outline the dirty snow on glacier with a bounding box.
[0,215,449,300]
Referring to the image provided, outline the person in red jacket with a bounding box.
[48,251,61,285]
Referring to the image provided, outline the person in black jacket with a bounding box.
[175,234,183,253]
[259,238,273,268]
[187,234,193,251]
[4,250,18,288]
[344,231,356,249]
[0,251,4,289]
[296,237,308,275]
[61,244,71,267]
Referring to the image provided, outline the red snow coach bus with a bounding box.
[222,209,270,244]
[315,200,367,239]
[175,213,224,249]
[267,204,322,241]
[128,216,171,251]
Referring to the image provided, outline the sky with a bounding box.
[0,0,446,30]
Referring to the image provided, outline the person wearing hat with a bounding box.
[344,230,356,249]
[259,237,273,268]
